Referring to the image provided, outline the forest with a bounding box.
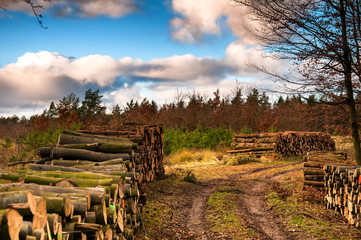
[0,87,355,139]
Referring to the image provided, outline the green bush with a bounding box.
[238,127,253,134]
[164,126,234,155]
[183,170,198,184]
[18,127,64,149]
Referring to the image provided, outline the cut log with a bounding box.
[29,164,86,173]
[39,147,52,158]
[231,143,275,150]
[32,197,47,230]
[304,175,324,181]
[19,221,32,240]
[90,204,107,225]
[227,148,274,154]
[59,142,134,154]
[303,168,325,175]
[34,195,72,218]
[234,133,278,138]
[47,213,59,236]
[0,209,23,240]
[0,184,105,206]
[51,147,130,162]
[50,159,88,167]
[0,191,36,214]
[304,181,325,187]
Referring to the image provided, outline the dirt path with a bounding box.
[186,162,302,240]
[187,183,219,239]
[240,168,301,240]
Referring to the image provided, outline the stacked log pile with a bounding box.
[0,125,164,239]
[303,151,348,189]
[227,133,277,156]
[324,164,361,227]
[274,132,335,156]
[73,124,165,182]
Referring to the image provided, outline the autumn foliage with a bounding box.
[0,87,356,141]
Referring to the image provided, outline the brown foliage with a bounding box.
[301,186,325,204]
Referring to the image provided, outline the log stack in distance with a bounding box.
[228,131,336,157]
[0,125,164,240]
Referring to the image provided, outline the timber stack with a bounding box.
[274,131,335,156]
[303,151,348,189]
[324,164,361,227]
[227,133,277,156]
[0,125,164,240]
[228,131,335,157]
[74,124,165,183]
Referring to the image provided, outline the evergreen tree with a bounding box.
[80,89,106,119]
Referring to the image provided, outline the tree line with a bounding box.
[0,87,356,139]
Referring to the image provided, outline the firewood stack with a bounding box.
[303,151,348,189]
[227,133,277,155]
[135,125,164,182]
[324,164,361,227]
[74,125,165,183]
[274,132,335,156]
[0,125,164,240]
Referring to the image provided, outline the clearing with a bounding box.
[141,152,361,239]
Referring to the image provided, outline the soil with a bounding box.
[185,162,302,240]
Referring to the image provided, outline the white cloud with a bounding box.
[1,0,139,18]
[0,44,284,114]
[170,0,258,44]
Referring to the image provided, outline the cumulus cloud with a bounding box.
[170,0,259,44]
[1,0,139,18]
[0,44,285,115]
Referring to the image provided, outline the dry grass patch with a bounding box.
[165,149,223,168]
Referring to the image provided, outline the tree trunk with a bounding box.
[340,0,361,165]
[51,147,130,162]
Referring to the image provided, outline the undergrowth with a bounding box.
[0,126,67,165]
[266,173,361,239]
[222,154,260,165]
[164,126,233,154]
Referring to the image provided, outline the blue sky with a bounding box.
[0,0,282,117]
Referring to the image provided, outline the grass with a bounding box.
[141,143,360,239]
[141,173,201,239]
[206,185,259,239]
[266,172,361,239]
[165,149,224,168]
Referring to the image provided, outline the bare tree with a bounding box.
[231,0,361,164]
[1,0,48,28]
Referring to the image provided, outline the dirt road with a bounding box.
[186,162,302,240]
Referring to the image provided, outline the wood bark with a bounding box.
[52,147,130,162]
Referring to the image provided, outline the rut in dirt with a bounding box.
[185,162,301,240]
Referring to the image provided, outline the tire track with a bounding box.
[186,162,302,239]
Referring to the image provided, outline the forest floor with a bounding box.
[139,151,361,240]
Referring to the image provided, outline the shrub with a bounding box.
[301,186,324,203]
[223,154,260,165]
[164,126,234,155]
[183,171,198,184]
